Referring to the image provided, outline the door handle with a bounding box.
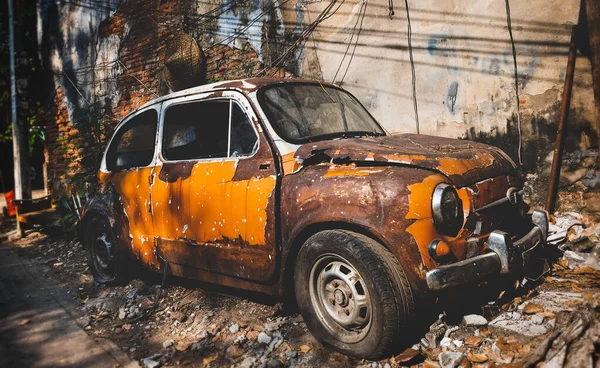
[259,163,271,170]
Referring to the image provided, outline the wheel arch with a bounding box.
[77,197,115,245]
[281,221,393,302]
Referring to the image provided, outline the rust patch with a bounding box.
[158,161,195,183]
[293,134,514,187]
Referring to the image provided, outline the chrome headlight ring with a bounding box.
[432,183,464,237]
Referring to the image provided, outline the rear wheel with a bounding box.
[84,217,130,285]
[294,230,415,360]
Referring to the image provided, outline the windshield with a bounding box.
[258,84,386,144]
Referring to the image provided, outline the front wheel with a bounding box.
[294,230,415,360]
[84,217,130,285]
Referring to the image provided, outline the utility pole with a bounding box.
[8,0,28,201]
[585,0,600,167]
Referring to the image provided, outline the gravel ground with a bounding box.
[2,211,600,368]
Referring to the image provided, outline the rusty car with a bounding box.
[78,78,548,359]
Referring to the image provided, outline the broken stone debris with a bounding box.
[462,314,488,326]
[5,208,600,368]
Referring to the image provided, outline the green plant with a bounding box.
[67,100,115,195]
[48,195,80,233]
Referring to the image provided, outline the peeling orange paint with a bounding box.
[405,174,447,220]
[383,154,427,164]
[436,153,495,176]
[110,167,160,268]
[405,174,474,268]
[98,171,110,185]
[151,160,276,246]
[323,164,385,178]
[281,152,301,175]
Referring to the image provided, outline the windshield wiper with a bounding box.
[341,131,382,138]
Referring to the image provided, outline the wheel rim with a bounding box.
[309,253,372,343]
[91,227,115,280]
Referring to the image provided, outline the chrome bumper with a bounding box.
[426,210,549,291]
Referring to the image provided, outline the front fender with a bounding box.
[281,164,449,294]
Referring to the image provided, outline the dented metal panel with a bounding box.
[292,134,515,187]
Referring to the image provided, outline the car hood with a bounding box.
[294,133,516,187]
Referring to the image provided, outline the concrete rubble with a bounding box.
[1,209,599,367]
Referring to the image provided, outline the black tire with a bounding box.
[84,217,131,285]
[294,230,415,360]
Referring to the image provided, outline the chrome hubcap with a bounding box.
[309,254,372,343]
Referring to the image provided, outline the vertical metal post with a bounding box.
[227,100,232,157]
[8,0,23,201]
[545,26,578,213]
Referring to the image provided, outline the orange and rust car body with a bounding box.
[79,78,548,297]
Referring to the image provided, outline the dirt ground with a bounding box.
[1,208,600,368]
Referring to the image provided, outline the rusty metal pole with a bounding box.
[546,26,578,214]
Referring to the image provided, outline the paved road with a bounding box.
[0,244,139,368]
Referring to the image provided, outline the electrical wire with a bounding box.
[332,0,367,84]
[339,0,367,84]
[211,0,295,49]
[262,0,345,75]
[403,0,419,134]
[504,0,523,166]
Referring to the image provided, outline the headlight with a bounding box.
[432,183,464,236]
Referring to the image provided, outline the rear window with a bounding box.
[106,109,158,171]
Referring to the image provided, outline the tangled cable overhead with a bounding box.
[332,0,368,85]
[260,0,346,75]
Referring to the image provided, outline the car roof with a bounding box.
[132,77,331,114]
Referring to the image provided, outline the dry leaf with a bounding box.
[582,293,594,300]
[468,352,488,363]
[465,335,484,347]
[574,267,598,274]
[559,258,569,268]
[480,328,492,338]
[516,343,531,358]
[536,311,555,319]
[572,283,583,292]
[298,345,311,353]
[202,354,218,365]
[395,348,421,363]
[18,319,31,326]
[422,360,441,368]
[523,303,544,314]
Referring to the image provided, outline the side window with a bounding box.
[163,99,258,161]
[106,110,158,171]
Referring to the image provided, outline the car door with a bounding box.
[151,91,278,282]
[103,106,161,269]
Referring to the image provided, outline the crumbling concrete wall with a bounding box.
[300,0,596,170]
[39,0,597,194]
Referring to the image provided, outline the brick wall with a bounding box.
[45,87,83,193]
[44,0,293,196]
